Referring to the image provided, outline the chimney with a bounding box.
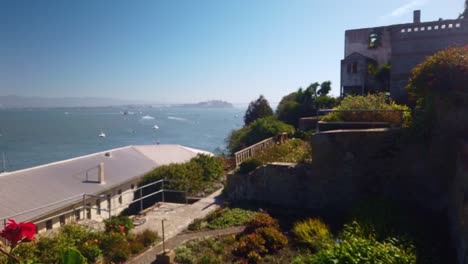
[98,162,105,184]
[414,10,421,23]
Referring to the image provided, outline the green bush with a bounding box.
[139,153,224,197]
[136,229,159,247]
[104,216,134,234]
[227,116,294,153]
[100,233,131,263]
[252,138,312,164]
[300,222,416,264]
[321,93,412,127]
[77,241,101,263]
[406,46,467,99]
[188,218,208,231]
[129,241,145,254]
[238,158,263,174]
[292,218,331,251]
[61,247,88,264]
[11,241,39,263]
[207,208,256,229]
[175,245,195,264]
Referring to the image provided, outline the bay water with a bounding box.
[0,107,245,172]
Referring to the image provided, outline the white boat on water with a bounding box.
[98,131,106,138]
[153,125,159,130]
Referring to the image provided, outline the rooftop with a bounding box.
[0,144,211,222]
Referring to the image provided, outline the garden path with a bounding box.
[128,188,234,263]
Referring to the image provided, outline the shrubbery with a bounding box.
[233,213,288,262]
[104,215,134,234]
[7,220,159,264]
[292,218,331,252]
[252,138,312,164]
[139,153,224,196]
[321,93,412,127]
[227,116,294,154]
[238,158,263,174]
[406,46,467,99]
[188,208,256,231]
[294,222,416,264]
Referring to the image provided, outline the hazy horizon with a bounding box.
[1,1,463,104]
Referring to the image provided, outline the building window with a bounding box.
[400,28,405,33]
[441,25,446,29]
[75,209,81,221]
[352,62,357,74]
[414,27,418,32]
[118,189,122,204]
[369,33,379,48]
[96,199,101,215]
[428,26,432,30]
[107,194,111,210]
[60,215,66,226]
[408,28,412,32]
[420,27,425,31]
[448,24,453,28]
[86,203,91,219]
[456,23,461,28]
[46,220,53,230]
[434,25,439,30]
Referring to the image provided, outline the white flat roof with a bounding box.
[0,144,210,222]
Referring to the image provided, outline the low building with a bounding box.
[341,10,468,102]
[0,144,211,233]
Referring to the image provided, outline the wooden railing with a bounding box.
[234,133,288,167]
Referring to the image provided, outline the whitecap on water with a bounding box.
[141,115,155,120]
[167,116,187,121]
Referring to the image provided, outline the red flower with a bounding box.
[19,222,36,242]
[0,219,36,246]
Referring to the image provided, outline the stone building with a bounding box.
[0,144,211,233]
[341,10,468,102]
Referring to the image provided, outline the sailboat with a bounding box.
[98,130,106,138]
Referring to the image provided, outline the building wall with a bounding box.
[344,27,392,66]
[342,17,468,101]
[34,179,140,234]
[390,19,468,102]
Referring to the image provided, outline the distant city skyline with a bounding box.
[0,0,463,104]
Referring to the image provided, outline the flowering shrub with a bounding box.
[0,219,35,247]
[244,212,280,234]
[104,216,134,234]
[0,219,36,263]
[233,213,288,263]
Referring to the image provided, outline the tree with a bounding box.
[227,116,294,153]
[276,81,338,126]
[459,0,468,19]
[244,95,274,125]
[317,81,332,96]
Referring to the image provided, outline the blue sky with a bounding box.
[0,0,464,104]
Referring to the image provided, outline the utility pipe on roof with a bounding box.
[98,162,105,184]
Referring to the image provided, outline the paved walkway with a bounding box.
[128,226,245,264]
[128,188,225,263]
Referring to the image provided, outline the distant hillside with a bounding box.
[0,95,155,108]
[178,100,234,108]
